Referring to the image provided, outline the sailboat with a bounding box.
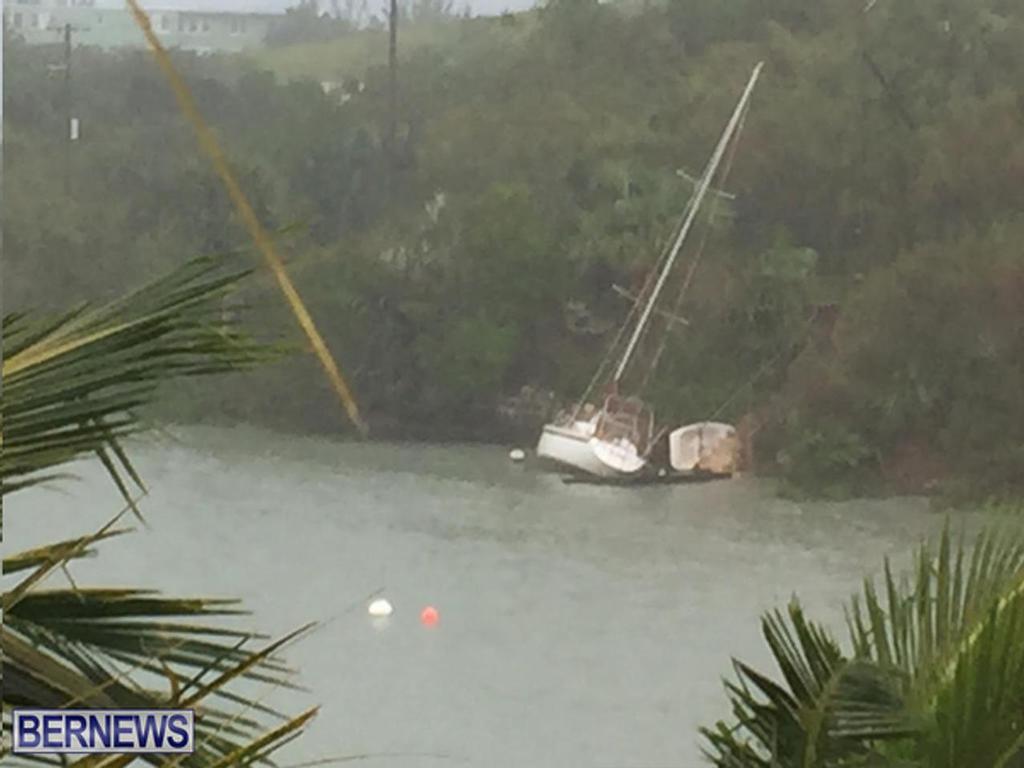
[536,61,764,479]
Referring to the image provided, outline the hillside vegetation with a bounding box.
[5,0,1023,501]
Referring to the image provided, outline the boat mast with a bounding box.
[611,61,764,385]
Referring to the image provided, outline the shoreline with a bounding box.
[146,412,1013,508]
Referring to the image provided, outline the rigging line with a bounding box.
[709,308,823,421]
[571,191,702,419]
[574,188,702,415]
[613,62,763,385]
[125,0,368,436]
[641,107,748,390]
[571,308,630,419]
[639,96,752,396]
[604,163,713,398]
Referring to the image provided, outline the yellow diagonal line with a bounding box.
[126,0,368,436]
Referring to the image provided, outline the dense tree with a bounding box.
[5,0,1023,499]
[265,0,354,47]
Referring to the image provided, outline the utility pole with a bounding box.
[48,22,87,194]
[64,23,72,195]
[387,0,398,198]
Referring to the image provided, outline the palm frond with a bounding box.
[3,529,134,574]
[1,253,279,499]
[701,519,1024,768]
[2,614,318,768]
[204,707,320,768]
[847,523,1024,701]
[700,602,915,767]
[3,503,138,612]
[3,526,318,767]
[2,252,318,767]
[918,547,1024,768]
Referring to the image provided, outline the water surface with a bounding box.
[8,425,950,768]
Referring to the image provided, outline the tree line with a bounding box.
[5,0,1023,500]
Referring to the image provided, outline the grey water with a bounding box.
[7,424,952,768]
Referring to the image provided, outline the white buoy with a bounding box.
[368,598,393,617]
[509,448,526,462]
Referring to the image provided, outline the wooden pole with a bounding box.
[64,23,72,195]
[387,0,398,195]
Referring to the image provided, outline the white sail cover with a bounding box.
[668,422,738,474]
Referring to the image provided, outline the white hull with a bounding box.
[590,437,647,475]
[536,424,646,478]
[668,421,738,475]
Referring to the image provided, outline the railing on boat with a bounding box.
[595,395,654,453]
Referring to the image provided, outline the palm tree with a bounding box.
[701,515,1024,768]
[1,254,319,767]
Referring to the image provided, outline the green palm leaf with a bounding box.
[701,602,913,768]
[2,254,318,767]
[702,517,1024,768]
[2,531,319,767]
[1,253,276,500]
[931,597,1024,768]
[3,529,134,574]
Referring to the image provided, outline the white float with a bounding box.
[368,598,394,617]
[509,448,526,462]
